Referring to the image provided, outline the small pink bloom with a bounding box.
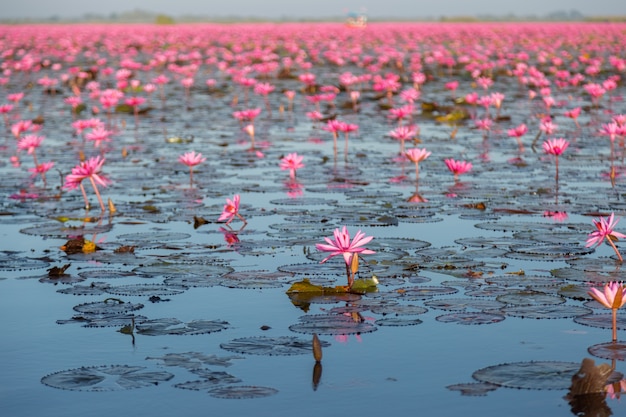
[444,159,472,178]
[178,151,206,167]
[405,148,431,164]
[315,226,375,265]
[218,194,246,225]
[542,138,569,156]
[279,152,304,179]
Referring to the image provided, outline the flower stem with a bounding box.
[607,237,623,262]
[89,177,106,212]
[79,183,90,210]
[612,308,618,342]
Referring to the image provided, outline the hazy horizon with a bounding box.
[1,0,625,20]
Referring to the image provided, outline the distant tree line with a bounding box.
[1,8,625,24]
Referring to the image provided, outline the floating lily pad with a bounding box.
[424,298,504,311]
[57,314,147,328]
[78,270,137,280]
[370,237,431,251]
[394,286,459,300]
[220,270,293,289]
[551,266,622,283]
[574,314,626,330]
[34,273,87,284]
[505,245,593,260]
[496,290,565,306]
[447,382,500,396]
[454,236,534,248]
[207,385,278,399]
[485,275,564,288]
[41,365,173,391]
[136,318,229,336]
[436,312,505,325]
[289,314,377,335]
[117,231,191,242]
[472,361,581,390]
[499,305,592,319]
[175,372,242,390]
[220,336,330,356]
[270,197,337,206]
[163,275,226,287]
[417,257,485,271]
[369,304,428,315]
[558,284,592,301]
[588,341,626,361]
[57,282,111,296]
[0,254,49,271]
[375,317,423,326]
[104,284,187,297]
[73,299,144,315]
[565,257,624,273]
[474,222,558,233]
[134,263,234,280]
[464,286,511,297]
[146,352,242,369]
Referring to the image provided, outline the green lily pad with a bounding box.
[472,361,581,390]
[220,336,330,356]
[41,365,173,391]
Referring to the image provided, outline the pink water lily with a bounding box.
[316,226,375,265]
[542,138,569,189]
[405,147,431,182]
[63,155,111,212]
[586,213,626,262]
[178,151,206,186]
[444,158,472,181]
[316,226,375,288]
[588,281,626,341]
[279,152,304,179]
[218,194,246,225]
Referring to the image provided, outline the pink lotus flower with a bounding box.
[588,281,626,341]
[28,161,54,179]
[543,138,569,187]
[586,213,626,262]
[389,125,418,155]
[542,138,569,156]
[316,226,375,288]
[11,120,33,138]
[279,152,304,179]
[178,151,206,186]
[589,281,626,310]
[564,107,581,129]
[508,123,528,152]
[233,108,262,123]
[63,155,111,212]
[17,135,44,155]
[218,194,246,225]
[406,148,431,164]
[316,226,375,266]
[444,158,472,181]
[85,127,112,148]
[406,147,431,182]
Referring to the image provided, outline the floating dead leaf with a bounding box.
[114,245,135,254]
[463,202,486,210]
[47,263,71,277]
[107,198,116,214]
[60,237,99,254]
[193,216,209,229]
[286,277,377,295]
[312,333,323,362]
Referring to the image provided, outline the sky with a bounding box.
[1,0,625,20]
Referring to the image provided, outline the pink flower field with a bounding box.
[2,21,626,417]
